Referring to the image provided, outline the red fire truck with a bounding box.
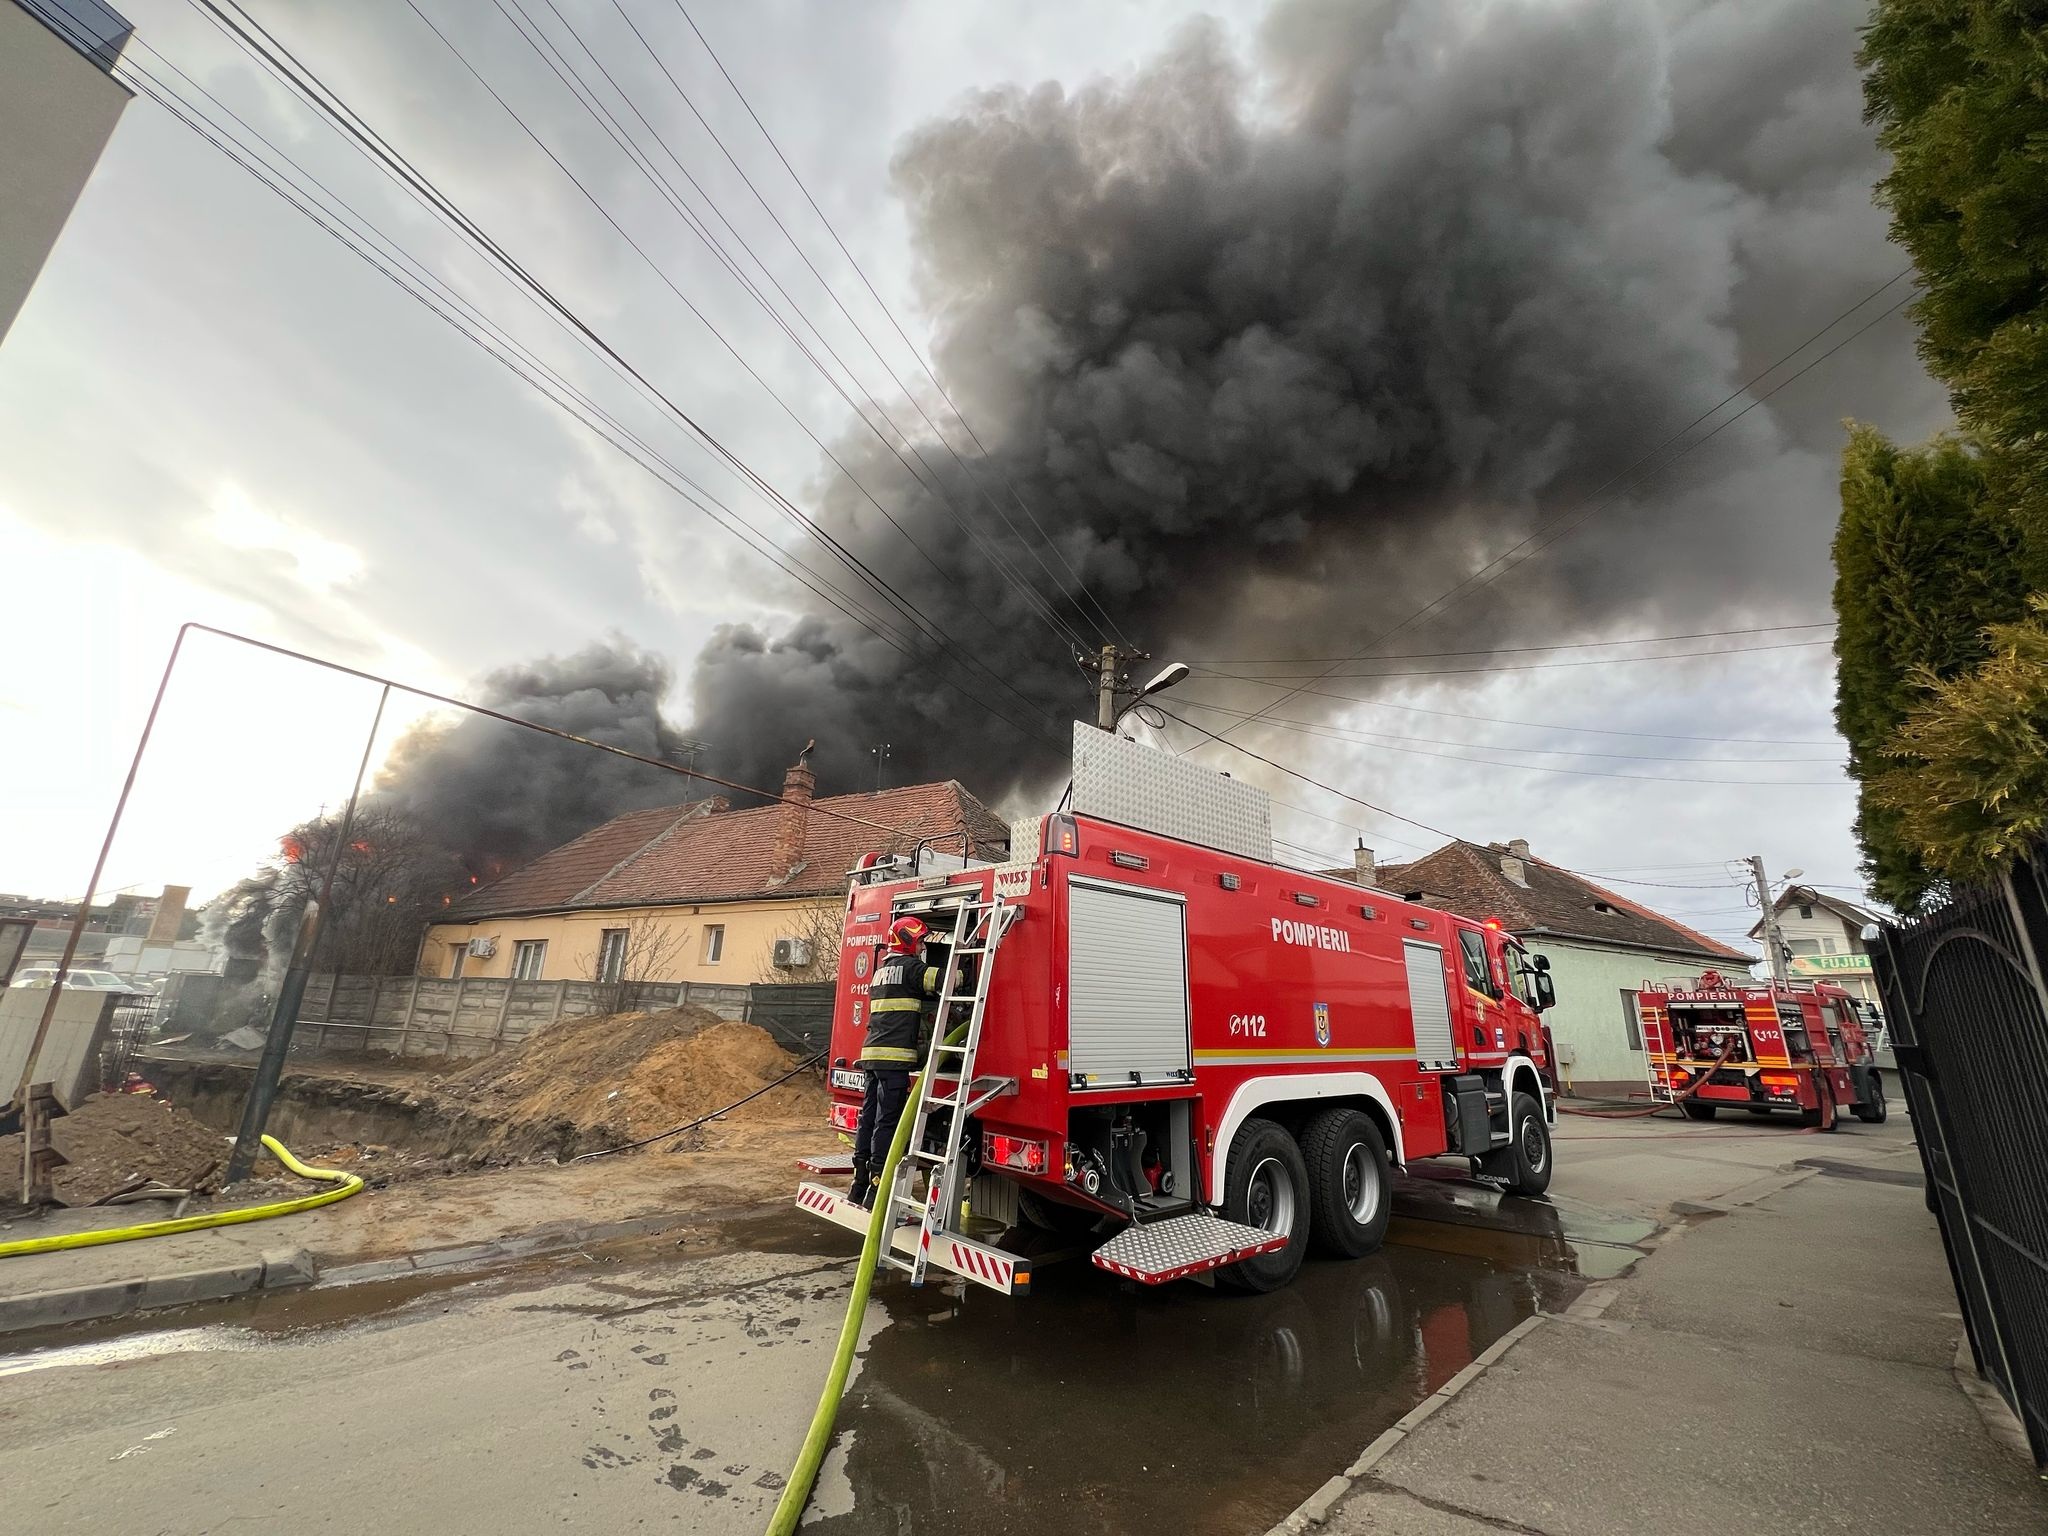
[793,727,1561,1295]
[1637,971,1886,1129]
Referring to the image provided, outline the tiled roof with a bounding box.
[447,780,1008,920]
[1377,841,1753,964]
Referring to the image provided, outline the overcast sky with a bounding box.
[0,0,1949,951]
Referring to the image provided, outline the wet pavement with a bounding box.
[0,1172,1649,1534]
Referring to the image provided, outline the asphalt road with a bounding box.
[0,1179,1622,1535]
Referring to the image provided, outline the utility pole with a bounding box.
[870,742,891,793]
[1079,643,1150,731]
[1749,854,1789,987]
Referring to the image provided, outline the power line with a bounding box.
[1189,637,1835,681]
[148,5,1064,753]
[1193,268,1914,750]
[383,0,1076,723]
[670,1,1135,651]
[499,0,1094,657]
[1166,701,1844,788]
[187,0,1065,744]
[1261,691,1842,748]
[1165,697,1842,765]
[115,29,924,673]
[1186,621,1835,667]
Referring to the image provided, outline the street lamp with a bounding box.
[1112,661,1188,733]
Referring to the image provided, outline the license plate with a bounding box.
[831,1068,867,1092]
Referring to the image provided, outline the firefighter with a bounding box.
[848,914,942,1208]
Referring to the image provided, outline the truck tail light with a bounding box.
[983,1133,1049,1175]
[1762,1073,1799,1096]
[830,1101,860,1133]
[1046,813,1079,857]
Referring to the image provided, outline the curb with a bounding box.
[0,1246,315,1337]
[1260,1163,1838,1534]
[1952,1337,2035,1465]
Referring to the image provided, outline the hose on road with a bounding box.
[0,1135,361,1259]
[1556,1039,1740,1120]
[766,1022,969,1535]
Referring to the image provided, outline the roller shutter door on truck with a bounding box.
[1067,878,1191,1085]
[1402,940,1459,1072]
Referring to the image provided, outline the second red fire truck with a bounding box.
[794,726,1562,1295]
[1637,971,1886,1129]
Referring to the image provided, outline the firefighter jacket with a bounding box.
[861,948,940,1067]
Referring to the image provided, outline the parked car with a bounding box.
[8,967,142,992]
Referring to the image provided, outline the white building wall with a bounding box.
[0,2,131,344]
[1522,937,1736,1093]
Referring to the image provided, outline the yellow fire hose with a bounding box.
[765,1036,947,1535]
[0,1135,362,1259]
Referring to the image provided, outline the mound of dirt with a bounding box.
[430,1007,825,1158]
[0,1092,239,1207]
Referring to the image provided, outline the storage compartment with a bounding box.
[1403,939,1459,1071]
[1067,878,1191,1086]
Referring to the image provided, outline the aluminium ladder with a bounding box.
[878,893,1017,1286]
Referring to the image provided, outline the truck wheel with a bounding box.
[1854,1072,1888,1124]
[1302,1108,1392,1260]
[1498,1092,1553,1196]
[1679,1101,1716,1122]
[1216,1118,1311,1293]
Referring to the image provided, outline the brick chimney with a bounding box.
[1353,840,1376,886]
[771,747,816,877]
[1501,837,1531,888]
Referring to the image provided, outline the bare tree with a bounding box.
[751,896,844,983]
[580,912,693,1016]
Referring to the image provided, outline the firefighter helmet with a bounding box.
[888,914,930,951]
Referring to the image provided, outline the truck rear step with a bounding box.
[795,1181,1032,1295]
[1090,1214,1287,1285]
[795,1152,856,1175]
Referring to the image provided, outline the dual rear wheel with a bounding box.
[1216,1108,1395,1292]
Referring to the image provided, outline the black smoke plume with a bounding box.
[686,0,1907,798]
[372,638,705,873]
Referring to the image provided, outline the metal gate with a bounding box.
[1870,847,2048,1466]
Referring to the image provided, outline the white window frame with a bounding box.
[702,924,725,965]
[597,927,628,985]
[512,939,548,980]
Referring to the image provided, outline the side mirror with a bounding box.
[1533,970,1557,1012]
[1533,954,1551,973]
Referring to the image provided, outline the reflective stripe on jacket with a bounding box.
[861,948,939,1066]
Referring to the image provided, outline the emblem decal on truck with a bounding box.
[1313,1001,1330,1046]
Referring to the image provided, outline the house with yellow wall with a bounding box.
[418,756,1008,988]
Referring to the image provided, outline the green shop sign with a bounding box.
[1789,953,1872,975]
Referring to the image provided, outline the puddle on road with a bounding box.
[809,1176,1610,1536]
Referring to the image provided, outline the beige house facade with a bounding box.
[419,758,1008,989]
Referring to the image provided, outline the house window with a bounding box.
[1620,988,1643,1052]
[702,924,725,965]
[1798,904,1814,921]
[597,928,628,985]
[512,940,548,980]
[449,947,466,980]
[1821,935,1839,955]
[1788,939,1821,957]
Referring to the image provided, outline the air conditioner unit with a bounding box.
[467,937,497,959]
[771,937,813,970]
